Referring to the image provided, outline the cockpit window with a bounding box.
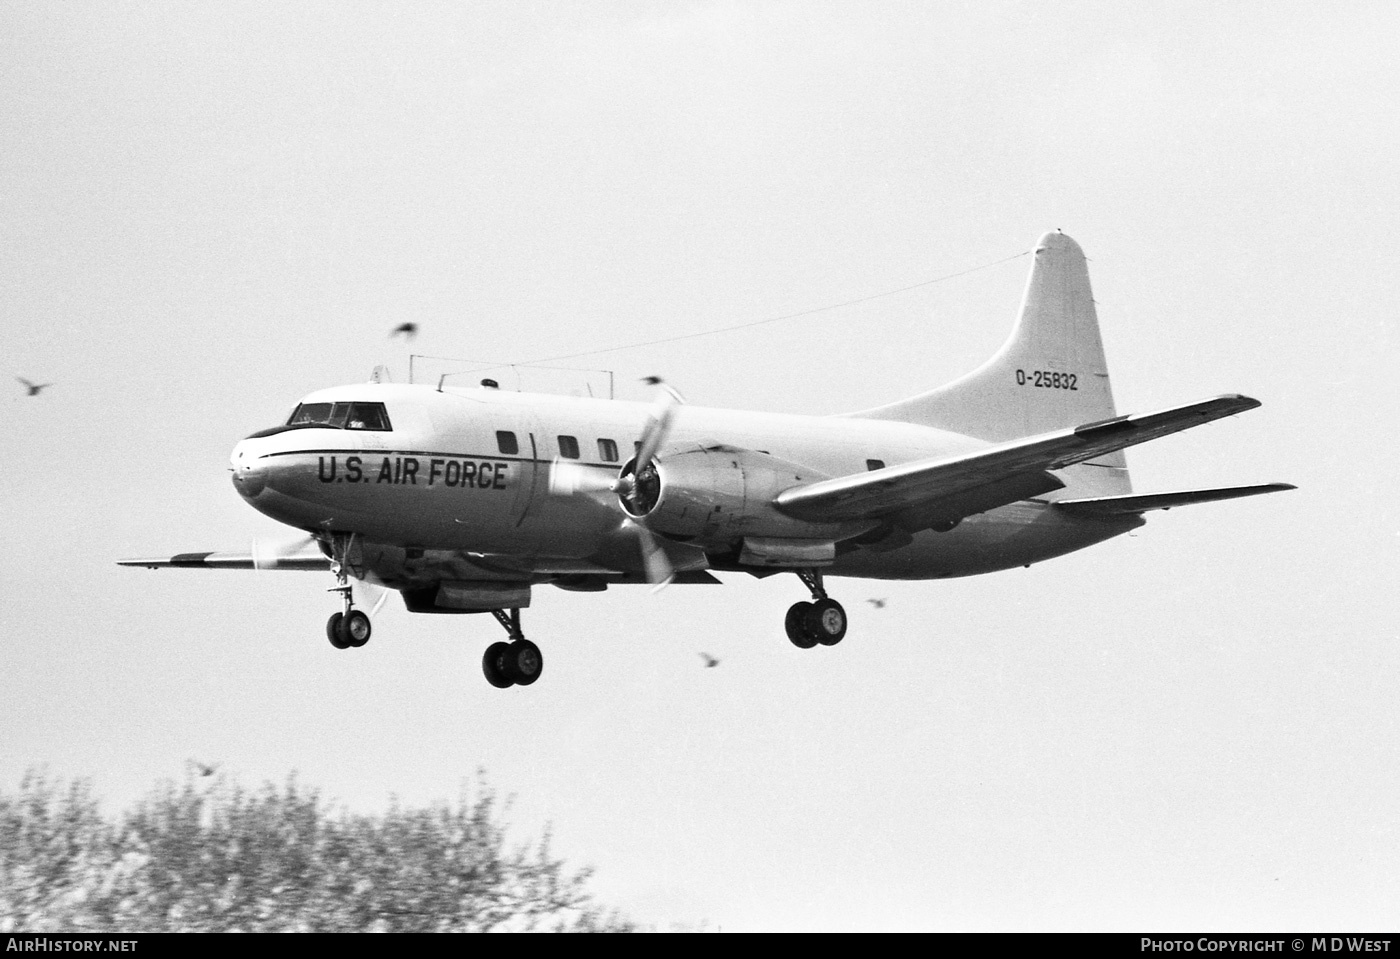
[344,403,391,430]
[288,403,337,426]
[285,402,392,431]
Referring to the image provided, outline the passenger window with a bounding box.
[557,435,580,459]
[496,431,519,455]
[597,438,619,462]
[866,459,886,471]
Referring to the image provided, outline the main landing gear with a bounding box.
[480,608,543,689]
[785,568,847,649]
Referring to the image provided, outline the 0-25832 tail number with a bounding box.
[1015,369,1078,390]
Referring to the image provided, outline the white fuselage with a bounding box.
[230,383,1139,588]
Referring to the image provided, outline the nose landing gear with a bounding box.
[481,608,543,688]
[785,569,847,649]
[324,533,371,650]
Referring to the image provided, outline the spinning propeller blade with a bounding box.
[626,520,675,592]
[352,578,391,617]
[251,533,318,571]
[634,377,684,470]
[547,458,619,497]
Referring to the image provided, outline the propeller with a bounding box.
[352,577,391,617]
[251,533,390,616]
[547,376,685,589]
[547,459,622,497]
[629,520,675,593]
[251,533,319,571]
[633,377,684,478]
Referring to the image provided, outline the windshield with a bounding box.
[285,401,392,431]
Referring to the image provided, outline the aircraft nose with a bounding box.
[230,441,267,498]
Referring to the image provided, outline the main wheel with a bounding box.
[342,609,372,648]
[806,598,847,646]
[326,612,350,649]
[483,641,515,688]
[785,602,818,649]
[505,640,543,686]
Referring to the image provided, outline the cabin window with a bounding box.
[496,431,519,455]
[557,435,580,459]
[597,438,619,462]
[866,459,885,471]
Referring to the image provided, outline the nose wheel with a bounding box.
[482,609,543,688]
[785,570,847,648]
[326,608,371,649]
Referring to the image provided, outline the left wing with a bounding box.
[774,394,1263,528]
[118,549,329,571]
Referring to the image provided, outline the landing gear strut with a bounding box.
[785,568,847,649]
[481,608,543,688]
[324,533,371,650]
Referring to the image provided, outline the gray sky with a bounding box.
[3,0,1397,931]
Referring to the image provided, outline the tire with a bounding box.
[342,609,372,648]
[806,599,847,646]
[326,612,350,649]
[785,602,818,649]
[505,640,543,686]
[483,641,515,688]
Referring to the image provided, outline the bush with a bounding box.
[0,770,633,932]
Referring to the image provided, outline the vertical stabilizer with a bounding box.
[854,232,1129,492]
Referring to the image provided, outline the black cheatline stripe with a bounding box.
[261,449,621,469]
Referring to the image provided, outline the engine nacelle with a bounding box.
[621,445,873,546]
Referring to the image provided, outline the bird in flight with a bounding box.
[699,652,720,668]
[866,598,887,609]
[188,760,220,778]
[390,323,418,340]
[17,377,51,396]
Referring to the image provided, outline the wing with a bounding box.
[774,394,1264,529]
[118,549,329,571]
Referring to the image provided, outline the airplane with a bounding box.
[121,232,1293,689]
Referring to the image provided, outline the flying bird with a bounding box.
[866,598,887,609]
[390,322,418,340]
[699,652,720,668]
[187,760,220,778]
[17,377,51,396]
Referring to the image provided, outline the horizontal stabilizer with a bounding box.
[1054,483,1296,516]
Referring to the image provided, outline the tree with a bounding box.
[0,770,634,932]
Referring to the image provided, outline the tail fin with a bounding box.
[855,231,1129,493]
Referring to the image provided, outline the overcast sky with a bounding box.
[4,1,1397,931]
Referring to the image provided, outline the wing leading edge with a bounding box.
[773,394,1272,527]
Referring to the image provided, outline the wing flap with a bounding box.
[1054,483,1296,516]
[774,394,1262,524]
